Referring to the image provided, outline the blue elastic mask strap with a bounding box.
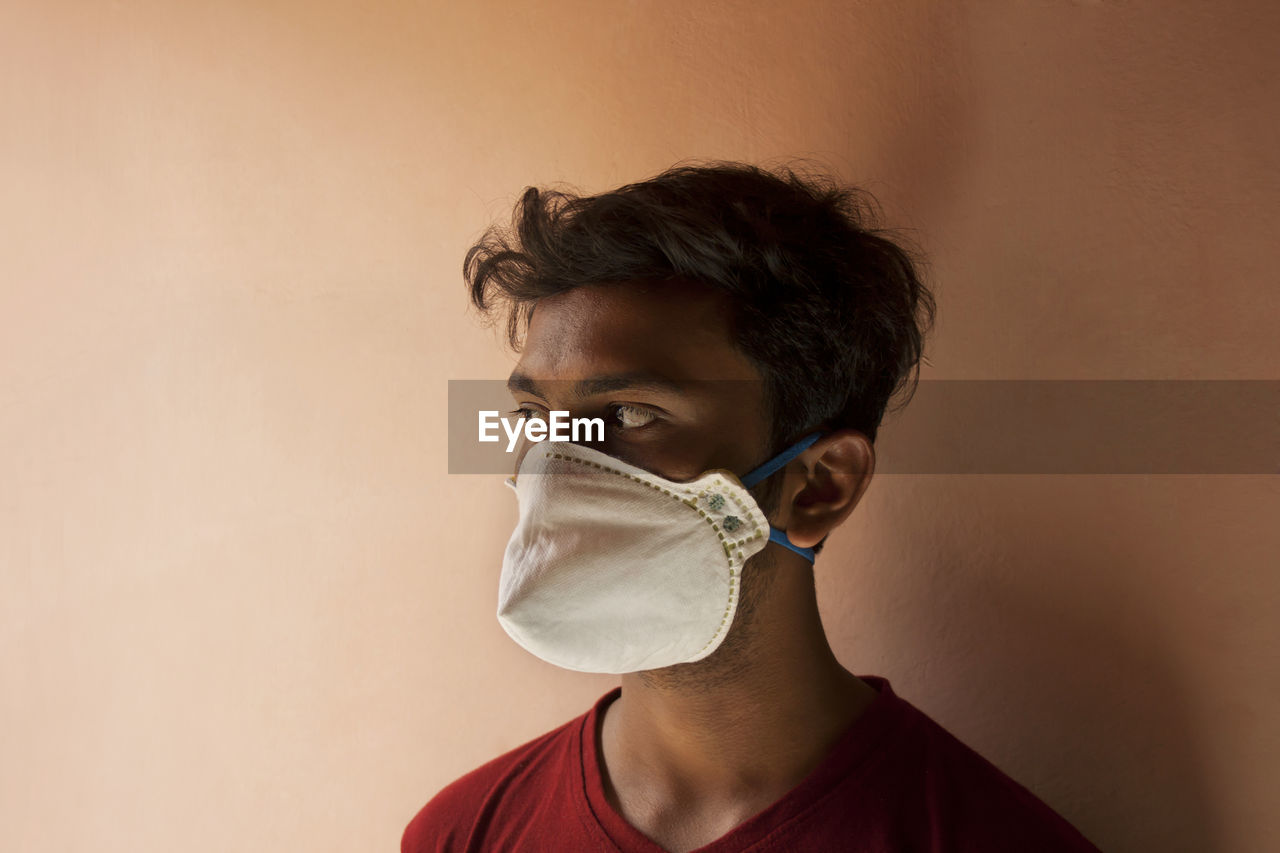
[739,431,825,563]
[739,431,823,488]
[768,527,816,562]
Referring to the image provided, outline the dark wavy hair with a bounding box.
[464,160,936,548]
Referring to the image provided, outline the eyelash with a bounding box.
[507,405,657,429]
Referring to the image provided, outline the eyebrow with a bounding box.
[506,370,690,400]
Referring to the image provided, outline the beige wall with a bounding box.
[3,1,1277,851]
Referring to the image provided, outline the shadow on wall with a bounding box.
[862,1,981,238]
[852,481,1221,853]
[839,4,1227,848]
[969,560,1215,852]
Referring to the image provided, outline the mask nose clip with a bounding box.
[738,431,825,563]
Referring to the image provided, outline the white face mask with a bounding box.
[496,432,823,674]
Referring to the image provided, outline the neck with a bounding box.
[598,553,877,805]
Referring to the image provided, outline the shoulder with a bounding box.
[400,706,587,853]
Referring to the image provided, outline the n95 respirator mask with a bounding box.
[496,432,822,674]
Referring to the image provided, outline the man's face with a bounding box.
[505,280,774,491]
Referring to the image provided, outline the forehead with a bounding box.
[514,280,763,383]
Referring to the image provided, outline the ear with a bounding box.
[775,429,875,550]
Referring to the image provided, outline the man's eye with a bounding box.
[611,405,657,430]
[508,407,547,422]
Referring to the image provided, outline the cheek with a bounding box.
[749,478,782,517]
[511,443,533,476]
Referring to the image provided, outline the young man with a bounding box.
[404,162,1100,852]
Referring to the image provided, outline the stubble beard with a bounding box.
[635,543,781,694]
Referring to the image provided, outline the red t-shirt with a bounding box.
[403,676,1100,852]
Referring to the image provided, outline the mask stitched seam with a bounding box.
[545,450,767,657]
[544,452,767,549]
